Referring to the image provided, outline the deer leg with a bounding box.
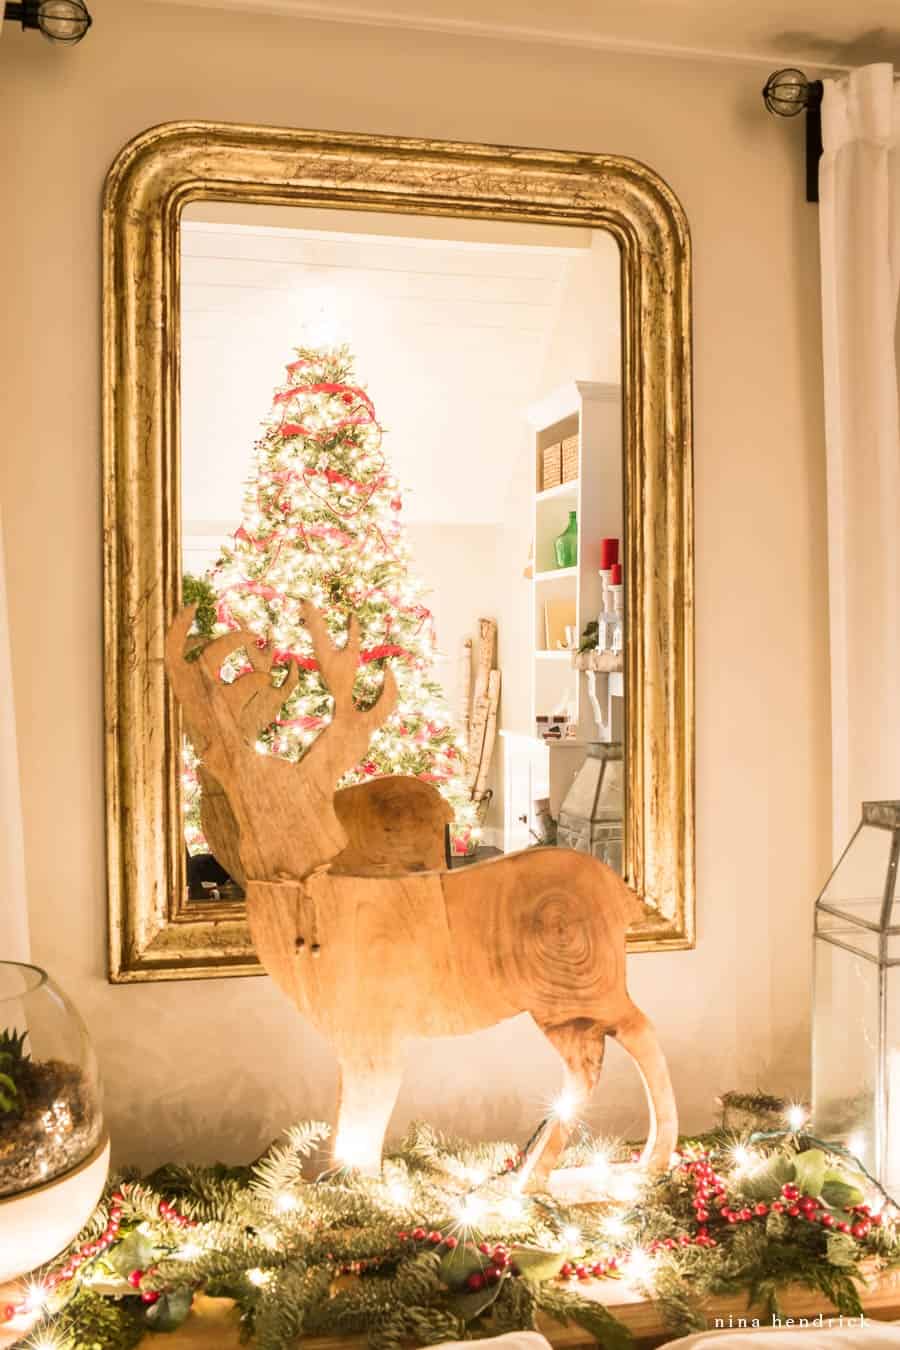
[610,1001,678,1171]
[332,1047,407,1176]
[521,1017,607,1191]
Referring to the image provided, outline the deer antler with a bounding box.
[300,600,398,786]
[166,600,402,881]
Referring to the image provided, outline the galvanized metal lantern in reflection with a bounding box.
[813,802,900,1193]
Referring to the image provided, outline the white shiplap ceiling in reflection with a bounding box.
[180,207,619,527]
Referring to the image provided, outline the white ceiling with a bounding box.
[151,0,900,69]
[180,207,619,531]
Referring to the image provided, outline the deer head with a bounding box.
[165,601,398,882]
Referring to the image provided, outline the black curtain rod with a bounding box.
[762,68,824,203]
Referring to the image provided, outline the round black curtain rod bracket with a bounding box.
[3,0,92,43]
[762,68,824,203]
[762,68,822,117]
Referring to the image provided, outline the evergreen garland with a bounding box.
[12,1103,900,1350]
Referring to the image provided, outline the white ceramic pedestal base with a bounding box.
[0,1134,110,1283]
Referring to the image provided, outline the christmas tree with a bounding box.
[184,346,479,858]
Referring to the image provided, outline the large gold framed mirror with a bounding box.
[104,122,693,982]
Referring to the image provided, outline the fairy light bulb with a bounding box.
[786,1104,808,1131]
[731,1144,752,1171]
[24,1282,50,1313]
[610,1169,641,1203]
[457,1193,486,1225]
[625,1246,655,1286]
[847,1131,866,1158]
[499,1194,525,1221]
[552,1090,579,1123]
[175,1239,203,1260]
[387,1178,411,1206]
[590,1146,612,1181]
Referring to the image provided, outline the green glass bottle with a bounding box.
[554,510,578,568]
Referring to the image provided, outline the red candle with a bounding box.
[599,538,619,569]
[610,562,622,585]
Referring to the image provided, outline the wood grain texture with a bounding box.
[331,777,451,875]
[166,601,678,1177]
[191,749,450,886]
[104,122,693,982]
[244,852,677,1181]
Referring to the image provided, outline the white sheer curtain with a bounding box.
[0,508,29,961]
[819,63,900,849]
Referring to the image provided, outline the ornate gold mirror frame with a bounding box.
[104,121,694,982]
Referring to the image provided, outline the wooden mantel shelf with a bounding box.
[7,1274,899,1349]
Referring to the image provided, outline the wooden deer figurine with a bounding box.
[166,603,678,1184]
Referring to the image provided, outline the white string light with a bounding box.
[847,1131,866,1158]
[174,1240,204,1261]
[624,1245,656,1288]
[456,1193,486,1225]
[786,1104,808,1131]
[386,1178,411,1207]
[551,1090,580,1124]
[23,1281,50,1313]
[498,1194,525,1221]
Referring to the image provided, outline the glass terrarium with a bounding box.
[0,961,104,1198]
[813,801,900,1192]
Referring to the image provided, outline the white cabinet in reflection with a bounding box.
[499,731,585,852]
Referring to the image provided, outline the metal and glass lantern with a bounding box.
[813,801,900,1192]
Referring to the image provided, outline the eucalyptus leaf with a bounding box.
[106,1230,155,1278]
[792,1148,827,1198]
[446,1279,503,1322]
[145,1286,193,1332]
[438,1244,486,1288]
[822,1178,865,1211]
[511,1245,565,1283]
[740,1152,793,1201]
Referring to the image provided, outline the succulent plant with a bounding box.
[0,1027,29,1114]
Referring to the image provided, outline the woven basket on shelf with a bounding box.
[541,443,562,490]
[561,433,579,482]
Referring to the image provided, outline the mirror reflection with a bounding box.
[179,204,622,903]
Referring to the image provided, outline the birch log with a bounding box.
[473,669,501,801]
[466,619,497,787]
[459,637,473,745]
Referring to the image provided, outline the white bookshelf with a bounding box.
[501,380,623,852]
[529,380,622,743]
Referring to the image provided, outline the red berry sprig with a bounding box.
[3,1186,200,1323]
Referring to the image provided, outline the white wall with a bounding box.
[0,0,830,1169]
